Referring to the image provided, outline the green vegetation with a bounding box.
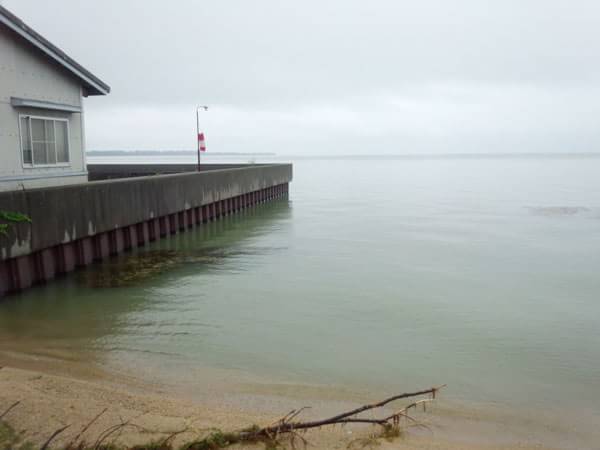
[0,423,269,450]
[182,429,243,450]
[0,211,31,237]
[0,421,34,450]
[0,420,407,450]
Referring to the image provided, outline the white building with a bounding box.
[0,5,109,192]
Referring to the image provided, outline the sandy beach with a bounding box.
[0,356,559,450]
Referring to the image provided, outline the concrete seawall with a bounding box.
[0,163,292,297]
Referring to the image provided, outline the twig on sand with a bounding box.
[160,427,190,447]
[66,407,108,449]
[41,425,70,450]
[0,400,20,420]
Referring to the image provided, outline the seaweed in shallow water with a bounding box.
[77,248,233,288]
[77,250,182,288]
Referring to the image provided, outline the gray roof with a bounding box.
[0,4,110,96]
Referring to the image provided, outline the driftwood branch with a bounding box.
[234,384,446,444]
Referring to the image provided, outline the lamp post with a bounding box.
[196,105,208,171]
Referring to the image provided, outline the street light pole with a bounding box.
[196,105,208,172]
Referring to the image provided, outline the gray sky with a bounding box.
[5,0,600,154]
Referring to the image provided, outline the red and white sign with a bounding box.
[198,132,206,152]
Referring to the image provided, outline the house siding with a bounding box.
[0,26,87,192]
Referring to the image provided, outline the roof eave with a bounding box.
[0,5,110,96]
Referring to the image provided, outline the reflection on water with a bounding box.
[0,200,291,360]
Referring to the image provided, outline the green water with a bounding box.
[1,155,600,444]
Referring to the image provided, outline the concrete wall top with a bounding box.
[0,163,293,260]
[87,163,260,180]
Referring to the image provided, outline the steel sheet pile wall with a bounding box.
[0,163,292,297]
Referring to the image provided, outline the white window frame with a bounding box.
[18,114,71,168]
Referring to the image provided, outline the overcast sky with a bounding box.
[5,0,600,154]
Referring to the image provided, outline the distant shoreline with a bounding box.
[87,150,600,159]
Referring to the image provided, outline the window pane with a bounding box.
[46,142,56,164]
[45,120,55,142]
[55,121,69,163]
[33,142,47,164]
[31,118,44,141]
[20,117,32,164]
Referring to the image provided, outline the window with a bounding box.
[19,116,69,166]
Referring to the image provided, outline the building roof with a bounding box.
[0,4,110,96]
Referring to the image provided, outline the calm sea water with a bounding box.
[1,154,600,444]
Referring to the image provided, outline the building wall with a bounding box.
[0,26,87,192]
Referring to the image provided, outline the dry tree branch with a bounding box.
[180,385,447,450]
[269,406,312,429]
[240,384,446,440]
[382,398,436,423]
